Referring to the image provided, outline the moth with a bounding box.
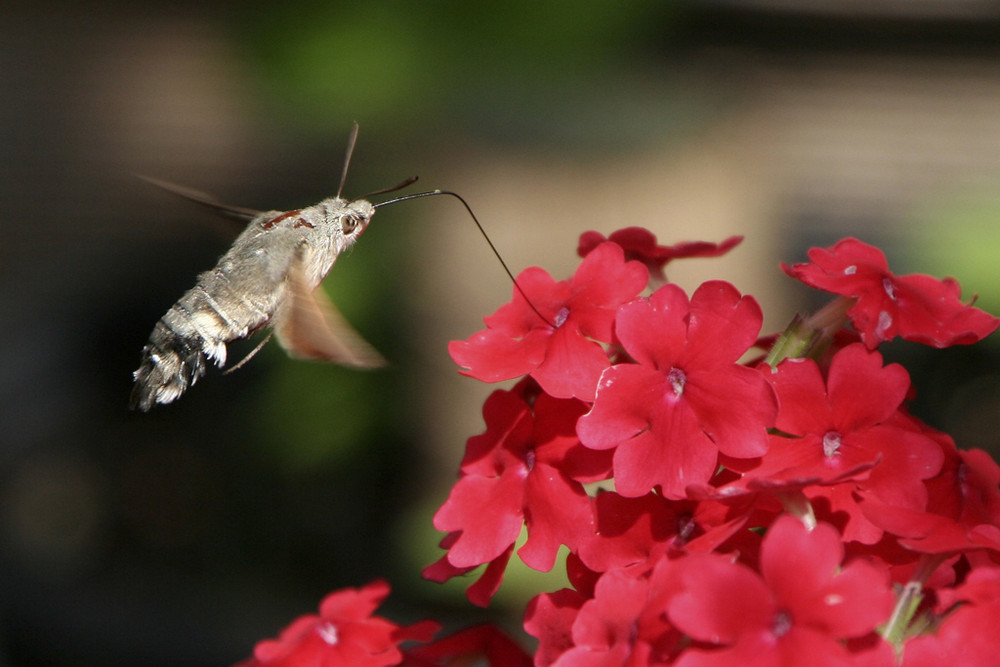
[131,124,391,411]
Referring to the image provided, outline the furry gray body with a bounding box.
[131,197,376,411]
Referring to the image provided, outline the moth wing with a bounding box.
[273,267,386,368]
[137,175,264,223]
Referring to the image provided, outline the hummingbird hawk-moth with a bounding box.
[131,124,390,411]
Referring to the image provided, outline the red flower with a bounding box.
[724,344,943,543]
[577,281,777,498]
[449,242,648,400]
[429,388,603,596]
[578,228,743,284]
[903,567,1000,667]
[577,492,748,574]
[668,516,894,667]
[929,443,1000,530]
[859,446,1000,557]
[783,237,998,349]
[236,581,438,667]
[524,588,587,667]
[525,563,684,666]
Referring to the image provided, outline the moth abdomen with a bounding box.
[130,322,211,411]
[131,273,276,410]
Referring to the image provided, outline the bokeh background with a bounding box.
[3,1,1000,664]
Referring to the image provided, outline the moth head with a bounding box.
[338,199,376,241]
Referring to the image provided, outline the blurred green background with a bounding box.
[2,1,1000,664]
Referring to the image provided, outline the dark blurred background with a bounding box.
[2,1,1000,664]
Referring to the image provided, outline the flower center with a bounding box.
[554,307,570,328]
[822,431,842,457]
[876,310,893,339]
[667,368,686,398]
[883,277,896,300]
[524,448,536,471]
[773,610,793,638]
[317,621,339,645]
[674,514,696,546]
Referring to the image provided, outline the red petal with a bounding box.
[449,329,548,383]
[683,364,775,458]
[432,471,525,567]
[826,345,909,432]
[683,281,764,368]
[519,461,594,571]
[614,286,690,369]
[531,324,611,401]
[668,553,774,643]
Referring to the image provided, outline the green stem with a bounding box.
[777,490,816,530]
[764,296,856,367]
[881,554,948,650]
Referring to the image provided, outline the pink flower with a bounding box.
[668,516,894,667]
[236,581,438,667]
[449,242,648,401]
[578,227,743,283]
[577,281,777,498]
[783,237,998,349]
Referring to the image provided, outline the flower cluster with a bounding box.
[234,231,1000,666]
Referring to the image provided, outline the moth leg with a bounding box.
[222,331,274,375]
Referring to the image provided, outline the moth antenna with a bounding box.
[337,122,361,199]
[376,190,554,328]
[362,175,419,200]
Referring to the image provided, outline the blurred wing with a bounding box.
[273,264,386,368]
[137,175,263,223]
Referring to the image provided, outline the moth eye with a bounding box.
[342,216,359,235]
